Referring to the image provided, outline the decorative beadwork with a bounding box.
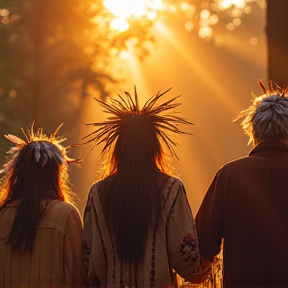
[83,240,91,274]
[178,233,198,264]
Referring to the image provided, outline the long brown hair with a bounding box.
[84,88,192,263]
[102,116,169,262]
[0,124,80,252]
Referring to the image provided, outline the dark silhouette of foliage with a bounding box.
[0,0,155,161]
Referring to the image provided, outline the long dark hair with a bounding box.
[84,88,192,263]
[0,125,80,252]
[102,116,169,262]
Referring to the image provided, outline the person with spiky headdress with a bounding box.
[82,88,210,287]
[0,123,85,288]
[196,80,288,287]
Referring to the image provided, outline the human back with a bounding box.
[196,80,288,287]
[214,149,288,286]
[85,174,200,287]
[83,88,206,287]
[0,200,84,288]
[0,124,85,288]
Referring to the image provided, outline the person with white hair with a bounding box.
[196,80,288,288]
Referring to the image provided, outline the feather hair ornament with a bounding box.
[82,87,193,159]
[233,80,288,144]
[2,122,81,173]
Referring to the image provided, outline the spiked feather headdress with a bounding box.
[2,123,81,174]
[83,87,193,159]
[233,80,288,144]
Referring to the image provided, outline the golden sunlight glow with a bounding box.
[218,0,246,10]
[102,0,265,42]
[109,18,264,215]
[103,0,163,32]
[233,18,241,26]
[180,2,190,11]
[147,11,157,21]
[184,21,193,32]
[103,0,163,18]
[104,0,147,18]
[0,9,9,16]
[198,26,213,39]
[226,23,235,31]
[194,0,265,41]
[250,37,258,45]
[200,9,210,19]
[76,2,266,225]
[110,18,129,31]
[209,14,219,25]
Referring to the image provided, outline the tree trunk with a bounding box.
[266,0,288,87]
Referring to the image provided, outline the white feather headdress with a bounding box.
[2,122,81,173]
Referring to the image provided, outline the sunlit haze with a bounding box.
[103,0,163,31]
[103,0,163,18]
[103,0,265,40]
[74,1,267,216]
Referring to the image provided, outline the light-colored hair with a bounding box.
[233,80,288,144]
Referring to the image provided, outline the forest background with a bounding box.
[0,0,286,214]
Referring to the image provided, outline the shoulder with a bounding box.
[88,180,103,197]
[40,201,81,231]
[217,155,250,175]
[161,176,192,218]
[86,179,106,204]
[169,176,184,186]
[166,176,185,193]
[51,201,80,216]
[162,176,187,207]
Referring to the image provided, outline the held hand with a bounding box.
[189,256,212,284]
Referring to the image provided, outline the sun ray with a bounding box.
[103,0,163,18]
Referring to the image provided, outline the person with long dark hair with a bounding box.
[0,123,85,288]
[82,88,210,287]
